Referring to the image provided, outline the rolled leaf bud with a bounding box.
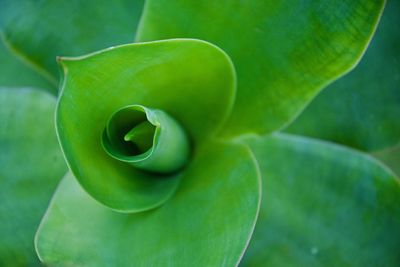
[102,105,190,173]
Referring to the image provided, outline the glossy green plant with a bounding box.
[1,1,399,266]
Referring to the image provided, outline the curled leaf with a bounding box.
[36,34,262,266]
[102,104,190,173]
[56,39,236,212]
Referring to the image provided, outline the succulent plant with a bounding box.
[1,0,399,266]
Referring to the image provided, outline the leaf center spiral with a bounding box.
[102,105,190,174]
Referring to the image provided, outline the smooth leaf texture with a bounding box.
[137,0,385,135]
[57,39,236,212]
[102,105,190,173]
[0,39,55,93]
[286,0,400,152]
[0,0,144,83]
[36,142,261,267]
[0,88,66,266]
[373,146,400,177]
[240,133,400,266]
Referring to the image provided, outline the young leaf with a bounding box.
[56,39,236,212]
[102,105,190,173]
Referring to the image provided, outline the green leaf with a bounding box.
[373,146,400,177]
[35,142,261,267]
[240,133,400,266]
[137,0,385,135]
[286,0,400,152]
[102,105,190,173]
[0,38,55,93]
[56,39,236,212]
[0,87,67,266]
[0,0,145,82]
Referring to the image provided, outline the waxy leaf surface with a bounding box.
[0,40,55,93]
[0,0,144,83]
[241,133,400,266]
[137,0,385,135]
[0,88,66,266]
[57,39,236,212]
[286,0,400,152]
[36,142,261,267]
[373,146,400,177]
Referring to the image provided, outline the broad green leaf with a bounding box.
[56,39,236,212]
[286,0,400,152]
[36,142,261,267]
[137,0,385,135]
[373,146,400,177]
[0,38,55,93]
[0,87,67,266]
[240,133,400,266]
[0,0,145,82]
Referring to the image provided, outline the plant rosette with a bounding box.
[1,1,399,266]
[34,39,262,266]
